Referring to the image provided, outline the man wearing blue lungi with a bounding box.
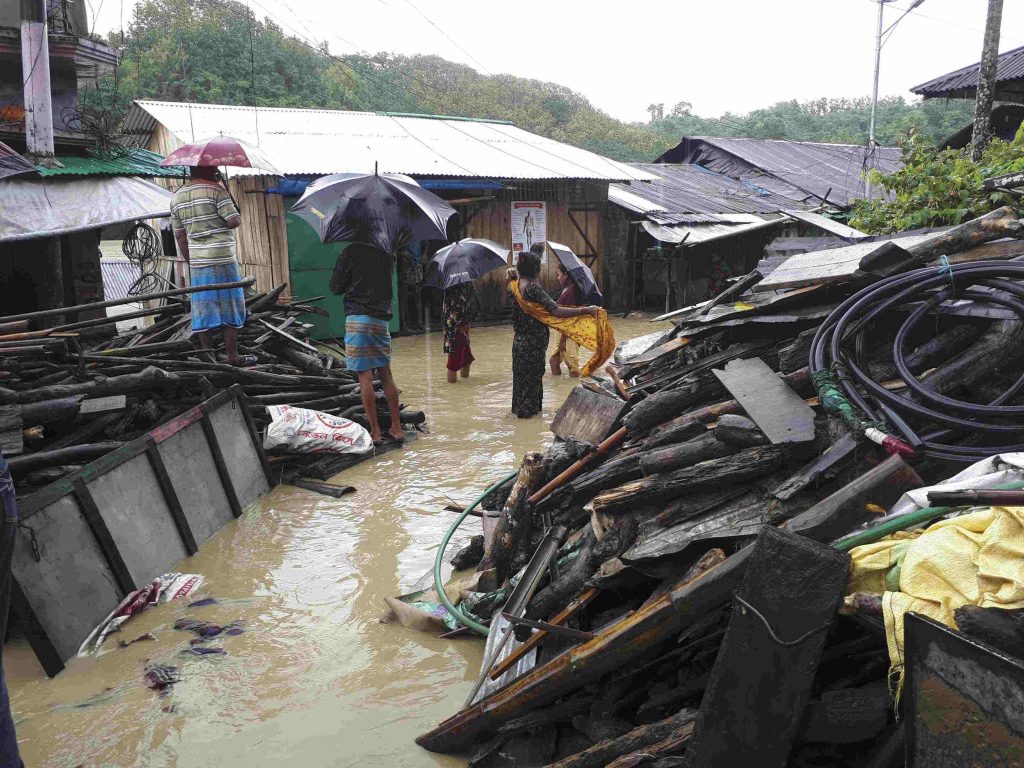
[171,167,253,366]
[330,242,405,445]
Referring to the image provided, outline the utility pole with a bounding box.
[866,0,925,200]
[971,0,1004,161]
[21,0,65,317]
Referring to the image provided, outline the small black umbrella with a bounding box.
[289,171,458,255]
[424,238,509,290]
[547,241,603,306]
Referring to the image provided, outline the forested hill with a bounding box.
[100,0,975,162]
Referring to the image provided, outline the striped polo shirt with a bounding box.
[170,180,240,267]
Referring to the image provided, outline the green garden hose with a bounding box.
[834,480,1024,551]
[434,470,518,636]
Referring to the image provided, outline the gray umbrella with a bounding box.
[547,241,603,306]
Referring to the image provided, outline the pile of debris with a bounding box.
[416,207,1024,767]
[0,278,424,495]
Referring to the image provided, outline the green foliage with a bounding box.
[645,96,975,147]
[93,1,976,165]
[849,127,1024,234]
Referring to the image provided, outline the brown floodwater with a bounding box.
[6,316,667,768]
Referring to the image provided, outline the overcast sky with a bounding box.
[88,0,1024,122]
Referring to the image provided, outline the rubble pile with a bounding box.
[0,281,424,494]
[417,207,1024,767]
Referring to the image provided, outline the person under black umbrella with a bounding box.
[425,238,509,384]
[329,230,405,445]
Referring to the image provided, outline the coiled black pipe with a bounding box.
[809,260,1024,462]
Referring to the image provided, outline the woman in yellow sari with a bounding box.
[506,249,601,418]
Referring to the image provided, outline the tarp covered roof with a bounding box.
[0,175,172,242]
[912,44,1024,102]
[655,137,903,209]
[125,100,655,183]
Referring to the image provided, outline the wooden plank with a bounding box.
[769,433,859,500]
[550,386,627,445]
[755,234,934,292]
[712,357,815,444]
[79,395,127,415]
[685,526,850,768]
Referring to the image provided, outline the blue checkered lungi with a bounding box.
[190,262,247,333]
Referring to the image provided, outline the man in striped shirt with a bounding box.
[171,167,252,365]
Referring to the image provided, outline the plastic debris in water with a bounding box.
[179,646,226,657]
[144,664,179,694]
[173,618,244,638]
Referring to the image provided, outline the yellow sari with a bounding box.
[509,279,616,376]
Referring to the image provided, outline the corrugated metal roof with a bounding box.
[100,257,142,301]
[611,162,812,218]
[913,44,1024,98]
[610,163,810,246]
[37,148,184,177]
[0,140,38,180]
[655,137,903,209]
[125,100,655,182]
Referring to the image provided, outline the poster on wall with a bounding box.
[511,201,547,258]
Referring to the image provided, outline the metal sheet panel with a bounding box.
[904,612,1024,768]
[126,101,655,182]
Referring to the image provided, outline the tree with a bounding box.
[850,126,1024,234]
[670,101,692,117]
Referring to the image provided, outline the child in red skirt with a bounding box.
[446,320,475,383]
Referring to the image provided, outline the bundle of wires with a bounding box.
[809,260,1024,463]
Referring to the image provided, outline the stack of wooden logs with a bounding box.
[416,208,1024,767]
[0,281,425,495]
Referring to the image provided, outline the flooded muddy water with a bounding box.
[6,316,668,767]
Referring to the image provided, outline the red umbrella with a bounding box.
[158,135,279,174]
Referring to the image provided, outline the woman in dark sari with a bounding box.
[507,250,599,418]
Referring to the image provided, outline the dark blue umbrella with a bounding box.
[289,171,458,255]
[548,241,603,306]
[424,238,509,290]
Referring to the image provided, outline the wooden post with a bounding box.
[971,0,1004,161]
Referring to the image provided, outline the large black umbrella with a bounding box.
[547,241,603,306]
[289,172,458,255]
[424,238,509,290]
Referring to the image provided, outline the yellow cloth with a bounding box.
[548,335,583,376]
[845,505,1024,681]
[510,280,615,376]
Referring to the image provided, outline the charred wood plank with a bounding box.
[684,526,850,767]
[415,456,919,754]
[543,709,697,768]
[712,357,815,444]
[591,445,788,516]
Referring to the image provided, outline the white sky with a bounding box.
[88,0,1024,122]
